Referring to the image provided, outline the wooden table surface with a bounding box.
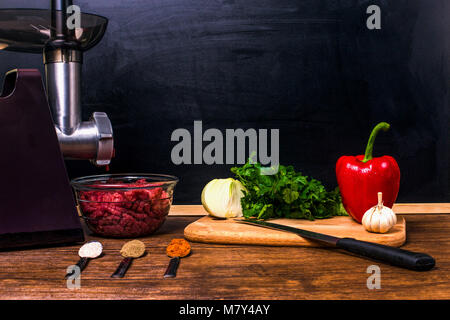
[0,204,449,300]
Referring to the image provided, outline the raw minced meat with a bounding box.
[78,179,172,237]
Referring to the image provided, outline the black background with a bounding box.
[1,0,449,204]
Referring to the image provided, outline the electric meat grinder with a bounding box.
[0,1,114,249]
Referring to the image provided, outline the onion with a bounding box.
[201,178,246,218]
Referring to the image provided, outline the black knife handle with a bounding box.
[336,238,435,271]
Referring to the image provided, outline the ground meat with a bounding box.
[78,179,172,237]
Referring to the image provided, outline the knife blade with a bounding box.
[237,219,340,245]
[236,219,435,271]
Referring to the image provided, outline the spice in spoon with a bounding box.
[121,240,146,257]
[164,239,191,278]
[111,240,146,278]
[65,241,103,279]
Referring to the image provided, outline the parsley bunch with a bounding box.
[231,161,347,220]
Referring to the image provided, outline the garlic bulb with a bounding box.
[362,192,397,233]
[201,178,246,218]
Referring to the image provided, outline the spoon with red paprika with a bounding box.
[164,239,191,278]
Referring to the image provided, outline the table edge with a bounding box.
[168,203,450,216]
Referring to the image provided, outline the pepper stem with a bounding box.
[362,122,390,163]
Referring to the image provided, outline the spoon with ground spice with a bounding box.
[164,239,191,278]
[65,241,103,279]
[111,240,146,278]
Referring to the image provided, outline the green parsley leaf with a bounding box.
[231,161,347,220]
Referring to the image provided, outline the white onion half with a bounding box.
[201,178,246,218]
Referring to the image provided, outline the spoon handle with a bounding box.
[164,257,180,278]
[65,257,89,279]
[111,257,133,278]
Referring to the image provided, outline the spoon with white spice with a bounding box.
[65,241,103,279]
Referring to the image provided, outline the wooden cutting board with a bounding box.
[184,216,406,247]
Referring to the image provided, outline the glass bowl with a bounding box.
[71,174,178,238]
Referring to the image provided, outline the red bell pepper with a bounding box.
[336,122,400,223]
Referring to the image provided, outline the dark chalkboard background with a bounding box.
[1,0,449,203]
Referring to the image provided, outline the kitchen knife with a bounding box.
[236,219,435,271]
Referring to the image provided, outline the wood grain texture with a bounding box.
[0,212,449,299]
[184,216,406,247]
[169,204,450,216]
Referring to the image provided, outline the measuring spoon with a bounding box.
[111,240,146,278]
[65,241,103,279]
[164,239,191,278]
